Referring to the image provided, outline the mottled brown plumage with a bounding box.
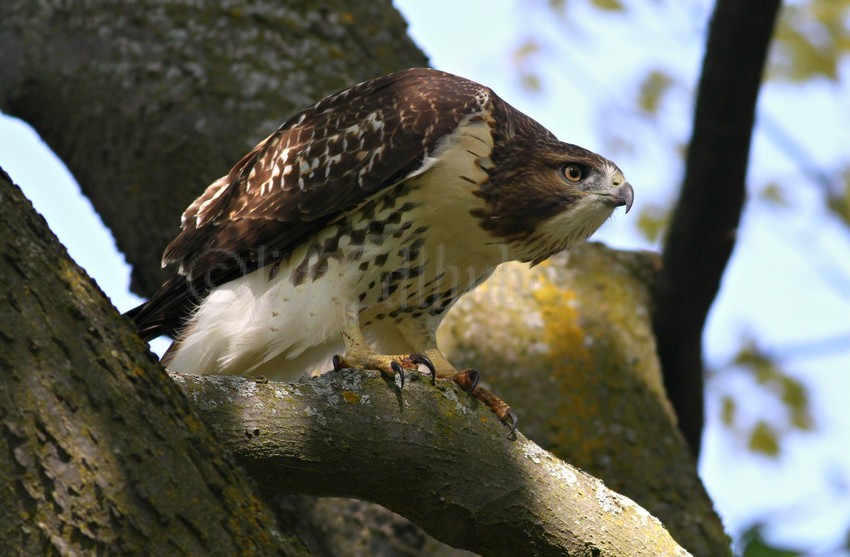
[127,68,633,428]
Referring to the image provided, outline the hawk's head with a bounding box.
[471,123,633,265]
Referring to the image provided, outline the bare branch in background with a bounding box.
[652,0,782,455]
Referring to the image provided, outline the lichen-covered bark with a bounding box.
[0,170,309,555]
[439,244,731,556]
[0,0,427,295]
[174,369,692,557]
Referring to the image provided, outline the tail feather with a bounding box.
[124,274,196,341]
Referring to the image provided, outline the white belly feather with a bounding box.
[166,248,350,380]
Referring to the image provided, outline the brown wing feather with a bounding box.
[164,68,493,280]
[128,68,497,339]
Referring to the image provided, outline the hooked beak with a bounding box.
[614,182,634,214]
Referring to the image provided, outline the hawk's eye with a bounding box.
[562,164,583,182]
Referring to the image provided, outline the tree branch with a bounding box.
[653,0,782,455]
[173,370,692,557]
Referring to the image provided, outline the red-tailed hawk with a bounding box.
[127,68,633,431]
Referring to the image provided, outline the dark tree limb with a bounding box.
[173,370,692,557]
[653,0,782,455]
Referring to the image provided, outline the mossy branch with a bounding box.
[173,369,691,557]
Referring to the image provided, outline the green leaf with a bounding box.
[636,203,670,243]
[512,38,541,64]
[749,421,780,457]
[721,395,736,427]
[589,0,624,11]
[520,72,542,93]
[826,169,850,227]
[758,182,788,207]
[733,342,774,384]
[781,377,813,431]
[740,525,802,556]
[637,70,673,115]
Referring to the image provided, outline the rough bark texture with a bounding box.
[652,0,782,455]
[173,369,692,557]
[273,496,477,557]
[0,0,427,296]
[0,170,309,556]
[439,246,731,556]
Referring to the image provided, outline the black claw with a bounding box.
[463,369,480,396]
[409,354,436,383]
[390,360,406,388]
[332,354,343,371]
[505,409,518,437]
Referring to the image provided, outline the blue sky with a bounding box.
[2,1,849,553]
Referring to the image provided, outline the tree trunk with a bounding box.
[0,170,309,556]
[652,0,782,456]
